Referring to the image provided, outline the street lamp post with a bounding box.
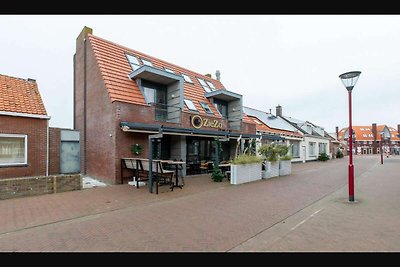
[339,71,361,202]
[380,132,384,164]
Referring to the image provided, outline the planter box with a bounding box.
[263,161,279,178]
[279,160,292,176]
[230,162,262,185]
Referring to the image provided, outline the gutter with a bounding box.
[0,111,50,120]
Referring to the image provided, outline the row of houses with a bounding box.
[338,124,400,155]
[3,26,396,186]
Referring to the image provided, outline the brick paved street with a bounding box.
[0,155,398,252]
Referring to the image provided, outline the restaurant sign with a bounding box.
[191,115,223,129]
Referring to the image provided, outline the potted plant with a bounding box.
[318,152,330,161]
[211,165,224,182]
[230,154,263,185]
[258,144,280,179]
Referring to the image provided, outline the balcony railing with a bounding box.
[154,103,181,123]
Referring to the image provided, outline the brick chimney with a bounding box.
[205,74,212,78]
[372,123,377,154]
[276,105,282,117]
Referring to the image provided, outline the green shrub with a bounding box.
[280,154,293,161]
[232,154,263,165]
[258,143,290,162]
[336,150,344,158]
[318,153,330,161]
[211,166,224,182]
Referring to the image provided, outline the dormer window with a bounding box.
[182,74,193,83]
[126,54,141,71]
[184,99,197,111]
[200,102,213,114]
[141,58,153,67]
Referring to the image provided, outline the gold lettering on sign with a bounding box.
[191,115,223,129]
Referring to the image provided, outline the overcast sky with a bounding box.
[1,15,399,133]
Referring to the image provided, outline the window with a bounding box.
[182,74,193,83]
[0,134,27,166]
[309,142,316,156]
[197,78,212,93]
[365,128,370,131]
[126,54,141,71]
[184,99,197,111]
[291,141,300,158]
[213,99,228,118]
[164,68,175,73]
[362,134,367,137]
[200,102,213,114]
[206,81,216,90]
[141,58,153,67]
[360,128,365,131]
[319,143,327,154]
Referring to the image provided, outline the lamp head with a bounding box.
[339,71,361,91]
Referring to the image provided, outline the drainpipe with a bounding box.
[83,37,87,175]
[46,118,49,176]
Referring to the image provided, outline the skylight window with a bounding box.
[126,54,141,71]
[164,68,175,73]
[182,74,193,83]
[197,78,212,93]
[141,58,153,66]
[184,99,197,111]
[360,128,365,131]
[200,102,213,114]
[206,81,216,90]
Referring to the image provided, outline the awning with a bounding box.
[128,65,183,85]
[204,89,242,102]
[120,121,259,139]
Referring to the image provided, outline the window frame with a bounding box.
[200,102,214,114]
[182,73,193,83]
[126,54,141,71]
[140,58,153,67]
[184,99,198,112]
[197,78,212,93]
[0,134,28,167]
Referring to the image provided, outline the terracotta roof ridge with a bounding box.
[88,33,222,84]
[0,73,36,82]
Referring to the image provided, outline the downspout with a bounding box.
[46,118,49,176]
[83,37,87,175]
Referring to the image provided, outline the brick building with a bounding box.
[74,27,257,184]
[0,74,50,179]
[338,123,400,155]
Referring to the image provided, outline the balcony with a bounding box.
[154,103,181,123]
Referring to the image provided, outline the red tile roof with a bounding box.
[88,34,229,117]
[338,125,400,141]
[0,74,47,116]
[249,115,302,137]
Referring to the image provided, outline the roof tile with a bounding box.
[0,74,47,116]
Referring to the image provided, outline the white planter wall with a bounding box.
[270,161,280,178]
[231,163,262,185]
[279,160,292,176]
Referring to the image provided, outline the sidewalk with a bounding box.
[0,155,399,251]
[232,156,400,251]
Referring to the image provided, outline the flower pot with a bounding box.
[279,160,292,176]
[230,162,262,185]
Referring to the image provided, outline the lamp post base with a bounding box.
[348,164,354,202]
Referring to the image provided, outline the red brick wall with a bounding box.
[48,127,60,175]
[0,115,47,179]
[74,35,116,184]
